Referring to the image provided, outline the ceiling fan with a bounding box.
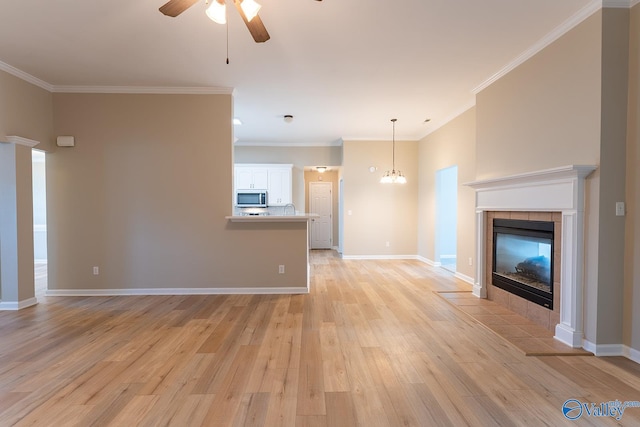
[159,0,322,43]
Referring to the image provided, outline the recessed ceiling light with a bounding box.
[284,115,294,123]
[233,118,242,125]
[423,118,431,123]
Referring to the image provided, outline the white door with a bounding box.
[309,182,332,249]
[338,178,343,254]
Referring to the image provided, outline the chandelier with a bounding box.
[380,119,406,184]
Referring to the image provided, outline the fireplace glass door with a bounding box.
[492,219,554,309]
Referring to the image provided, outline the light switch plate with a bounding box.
[616,202,625,216]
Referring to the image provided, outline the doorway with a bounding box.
[435,165,457,272]
[32,149,47,297]
[309,181,332,249]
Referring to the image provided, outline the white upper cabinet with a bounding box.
[234,165,269,190]
[267,166,293,206]
[234,164,293,206]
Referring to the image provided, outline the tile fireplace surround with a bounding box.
[467,165,596,348]
[485,210,561,331]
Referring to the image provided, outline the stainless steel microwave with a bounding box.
[236,190,267,207]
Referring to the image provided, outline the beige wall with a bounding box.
[342,140,418,256]
[594,8,630,345]
[476,12,602,179]
[0,70,53,305]
[234,145,342,209]
[418,107,476,279]
[0,143,36,302]
[49,93,308,291]
[625,3,640,352]
[0,71,54,151]
[304,169,340,246]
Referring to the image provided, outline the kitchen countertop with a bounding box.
[225,213,319,222]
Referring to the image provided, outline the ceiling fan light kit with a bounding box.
[381,119,407,184]
[205,0,226,24]
[239,0,261,21]
[159,0,320,43]
[206,0,263,25]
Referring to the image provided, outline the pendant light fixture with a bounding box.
[380,119,406,184]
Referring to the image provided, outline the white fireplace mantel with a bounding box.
[466,165,596,348]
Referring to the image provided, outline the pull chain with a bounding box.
[225,4,229,64]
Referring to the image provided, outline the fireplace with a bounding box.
[467,165,596,348]
[492,218,554,309]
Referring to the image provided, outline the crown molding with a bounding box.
[631,0,640,7]
[473,0,602,94]
[603,0,634,7]
[0,60,53,91]
[0,59,233,95]
[235,139,344,147]
[51,85,233,95]
[5,135,40,147]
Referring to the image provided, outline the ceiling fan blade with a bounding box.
[233,0,270,43]
[159,0,200,17]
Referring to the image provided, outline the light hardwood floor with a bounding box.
[2,251,640,426]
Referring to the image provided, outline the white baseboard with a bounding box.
[581,343,640,364]
[0,297,38,311]
[472,283,486,298]
[341,255,419,260]
[416,256,441,267]
[624,345,640,364]
[46,287,309,297]
[454,272,474,285]
[582,340,625,356]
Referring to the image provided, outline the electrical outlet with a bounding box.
[468,257,473,266]
[93,266,99,275]
[278,265,285,274]
[385,241,390,247]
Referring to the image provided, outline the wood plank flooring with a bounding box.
[2,250,640,426]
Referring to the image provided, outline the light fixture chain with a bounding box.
[392,119,396,171]
[226,3,229,64]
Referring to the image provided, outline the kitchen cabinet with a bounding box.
[235,166,269,190]
[267,166,292,206]
[234,164,293,206]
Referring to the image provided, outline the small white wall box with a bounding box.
[56,136,75,147]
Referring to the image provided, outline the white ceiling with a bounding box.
[0,0,603,145]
